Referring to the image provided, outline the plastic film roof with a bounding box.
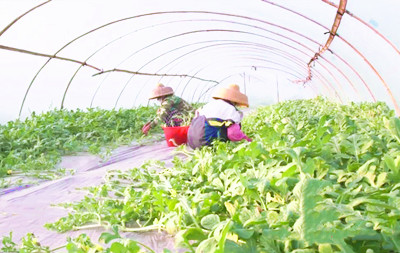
[1,0,399,123]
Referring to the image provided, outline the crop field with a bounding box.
[1,0,400,252]
[1,97,400,252]
[0,107,159,186]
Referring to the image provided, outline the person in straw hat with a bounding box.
[142,83,193,135]
[187,84,251,149]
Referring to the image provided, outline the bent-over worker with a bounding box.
[187,84,251,149]
[142,83,193,135]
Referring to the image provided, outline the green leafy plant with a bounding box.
[1,229,159,253]
[0,106,160,186]
[8,97,400,252]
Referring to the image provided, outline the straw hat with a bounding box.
[213,84,249,107]
[149,83,174,99]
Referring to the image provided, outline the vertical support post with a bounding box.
[276,75,280,103]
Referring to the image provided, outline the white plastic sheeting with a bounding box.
[0,141,179,251]
[1,0,399,124]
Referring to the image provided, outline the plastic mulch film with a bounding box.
[0,141,179,250]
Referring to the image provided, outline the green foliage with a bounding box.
[0,106,159,183]
[0,230,154,252]
[6,97,400,252]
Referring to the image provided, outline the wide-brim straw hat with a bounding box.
[213,84,249,107]
[149,83,174,99]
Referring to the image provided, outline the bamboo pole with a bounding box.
[262,0,399,115]
[5,8,393,114]
[92,68,218,83]
[0,0,52,37]
[0,45,102,71]
[320,0,400,115]
[304,0,348,82]
[17,10,362,116]
[322,0,400,56]
[0,45,216,109]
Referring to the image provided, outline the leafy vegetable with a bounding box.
[6,97,400,252]
[0,106,159,184]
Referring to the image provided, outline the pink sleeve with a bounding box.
[227,123,252,142]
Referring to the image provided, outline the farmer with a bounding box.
[142,83,193,135]
[187,84,251,149]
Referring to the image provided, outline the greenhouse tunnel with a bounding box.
[1,0,400,252]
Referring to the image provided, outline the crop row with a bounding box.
[2,97,400,252]
[0,107,158,182]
